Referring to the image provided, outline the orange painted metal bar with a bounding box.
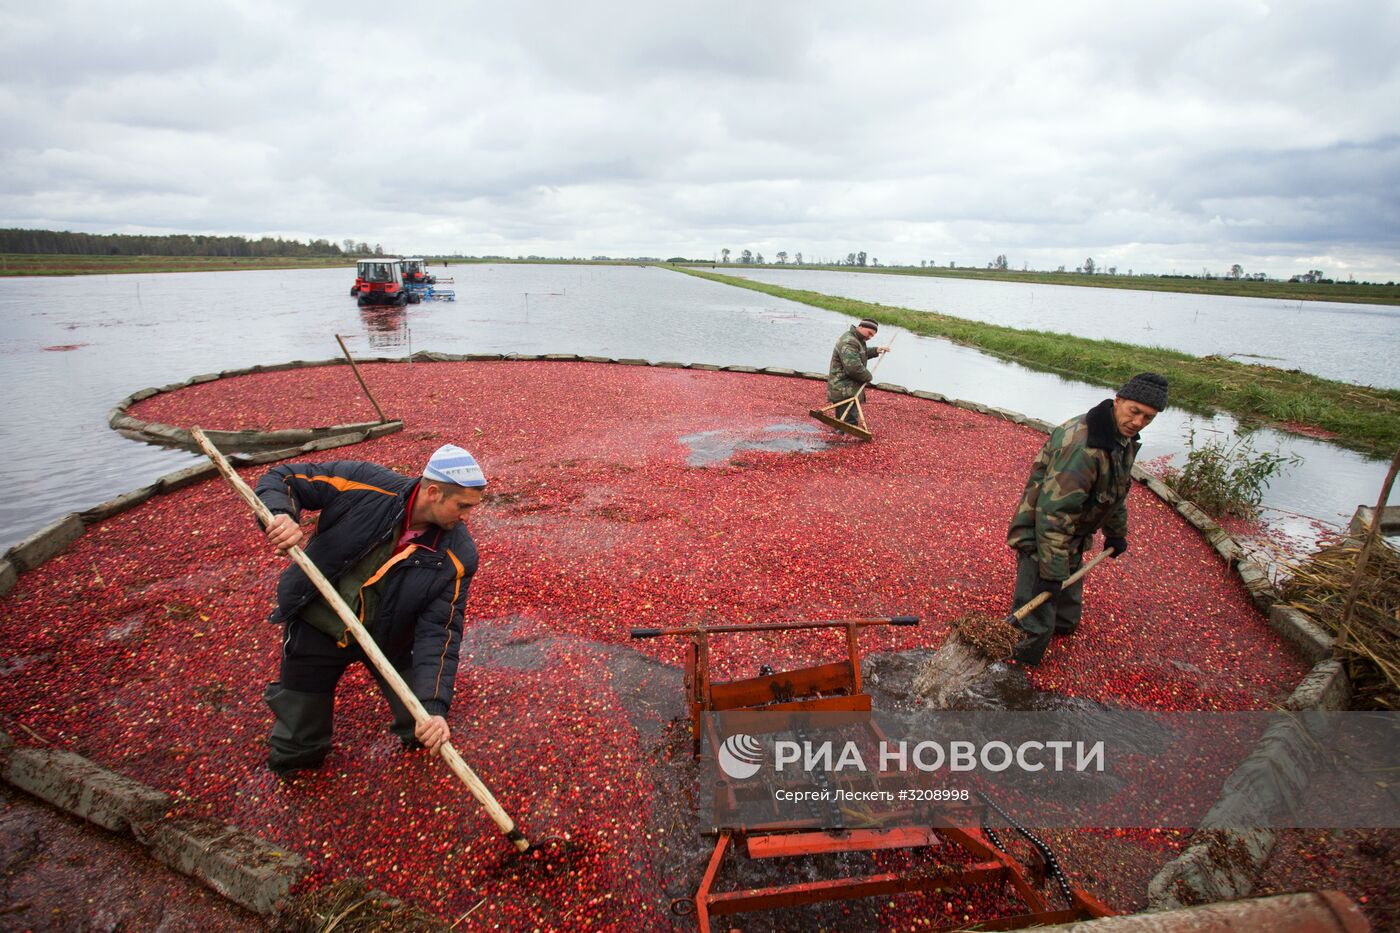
[708,659,855,709]
[705,862,1005,915]
[631,615,918,639]
[1069,886,1119,920]
[693,831,732,933]
[736,693,872,715]
[938,824,1050,913]
[746,826,941,859]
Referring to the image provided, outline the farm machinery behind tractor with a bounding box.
[400,258,435,285]
[403,279,456,302]
[402,258,456,301]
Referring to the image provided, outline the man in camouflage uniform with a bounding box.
[827,319,888,424]
[1005,373,1169,665]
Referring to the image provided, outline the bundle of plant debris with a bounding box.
[275,879,450,933]
[953,611,1023,660]
[1281,539,1400,709]
[912,613,1021,708]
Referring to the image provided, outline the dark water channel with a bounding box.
[0,264,1394,556]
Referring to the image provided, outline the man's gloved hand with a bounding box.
[1104,536,1128,558]
[1035,577,1062,597]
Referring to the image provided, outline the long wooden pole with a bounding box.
[190,427,529,853]
[866,331,898,381]
[1337,446,1400,650]
[335,333,388,423]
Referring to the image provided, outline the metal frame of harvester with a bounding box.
[631,616,1116,932]
[400,257,456,301]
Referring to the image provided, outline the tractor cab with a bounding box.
[400,257,435,285]
[354,258,408,306]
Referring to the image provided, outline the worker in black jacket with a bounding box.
[255,444,485,777]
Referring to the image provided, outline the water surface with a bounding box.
[725,267,1400,389]
[0,264,1393,556]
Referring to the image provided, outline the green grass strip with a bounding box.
[671,266,1400,458]
[674,262,1400,306]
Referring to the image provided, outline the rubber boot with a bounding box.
[265,683,335,777]
[1010,630,1050,666]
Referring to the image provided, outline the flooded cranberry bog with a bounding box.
[0,358,1352,929]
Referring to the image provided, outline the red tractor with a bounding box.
[400,257,436,286]
[352,259,411,306]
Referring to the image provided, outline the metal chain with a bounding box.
[976,790,1073,904]
[791,719,841,827]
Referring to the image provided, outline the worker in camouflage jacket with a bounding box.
[827,319,888,424]
[1005,373,1169,665]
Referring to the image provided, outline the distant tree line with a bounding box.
[0,228,383,257]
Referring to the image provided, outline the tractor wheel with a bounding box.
[407,291,422,305]
[350,286,359,297]
[357,294,369,307]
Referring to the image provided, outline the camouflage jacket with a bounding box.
[827,326,879,401]
[1006,399,1139,580]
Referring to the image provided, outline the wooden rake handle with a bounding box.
[827,331,898,408]
[1009,547,1116,623]
[866,331,898,382]
[190,427,529,853]
[334,334,388,423]
[851,334,897,402]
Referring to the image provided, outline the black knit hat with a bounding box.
[858,319,878,331]
[1116,372,1169,411]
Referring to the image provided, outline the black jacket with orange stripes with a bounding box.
[254,459,479,716]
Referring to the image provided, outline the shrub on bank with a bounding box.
[1160,429,1300,519]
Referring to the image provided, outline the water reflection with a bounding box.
[0,264,1393,553]
[358,304,410,352]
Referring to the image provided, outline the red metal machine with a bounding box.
[351,258,412,306]
[631,616,1116,931]
[400,257,436,285]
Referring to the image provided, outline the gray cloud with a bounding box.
[1,0,1397,278]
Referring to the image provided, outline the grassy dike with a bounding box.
[687,262,1400,307]
[670,266,1400,458]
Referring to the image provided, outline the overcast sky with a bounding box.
[2,1,1398,279]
